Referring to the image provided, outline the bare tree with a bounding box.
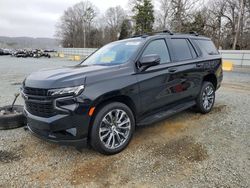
[105,6,126,41]
[204,0,228,48]
[55,0,250,50]
[170,0,198,32]
[233,0,245,49]
[56,7,76,47]
[56,1,98,48]
[74,1,98,48]
[155,0,172,29]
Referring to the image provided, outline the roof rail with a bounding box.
[162,29,174,35]
[189,31,199,36]
[130,29,173,38]
[131,34,148,38]
[149,29,173,35]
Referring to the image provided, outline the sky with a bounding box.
[0,0,129,38]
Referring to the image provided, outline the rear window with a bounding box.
[170,39,195,61]
[194,39,218,55]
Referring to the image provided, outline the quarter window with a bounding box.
[142,39,170,64]
[194,39,219,55]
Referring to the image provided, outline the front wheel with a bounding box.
[195,81,215,114]
[90,102,135,155]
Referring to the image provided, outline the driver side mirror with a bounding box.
[139,54,160,71]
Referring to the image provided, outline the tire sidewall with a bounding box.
[90,102,135,155]
[0,105,26,130]
[197,82,215,114]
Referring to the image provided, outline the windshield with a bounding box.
[80,40,142,66]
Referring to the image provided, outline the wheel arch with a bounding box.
[87,94,137,140]
[203,73,217,89]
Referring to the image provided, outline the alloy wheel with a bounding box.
[202,85,215,110]
[99,109,131,149]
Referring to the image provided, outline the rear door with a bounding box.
[166,38,203,100]
[136,37,202,116]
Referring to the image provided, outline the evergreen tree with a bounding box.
[182,11,206,34]
[119,19,132,40]
[133,0,154,34]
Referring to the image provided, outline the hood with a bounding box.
[24,65,111,89]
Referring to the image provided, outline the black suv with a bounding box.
[21,32,223,154]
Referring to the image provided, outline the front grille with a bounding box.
[25,101,56,118]
[24,87,48,96]
[23,87,56,118]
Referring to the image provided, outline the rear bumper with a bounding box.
[217,69,223,89]
[217,74,223,90]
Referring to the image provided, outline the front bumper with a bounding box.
[27,124,88,147]
[23,99,91,147]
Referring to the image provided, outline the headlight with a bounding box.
[48,85,84,97]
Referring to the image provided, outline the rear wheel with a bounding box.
[90,102,135,155]
[195,81,215,114]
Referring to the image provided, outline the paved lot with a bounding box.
[0,56,249,187]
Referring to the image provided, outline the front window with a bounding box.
[80,40,142,66]
[142,39,170,64]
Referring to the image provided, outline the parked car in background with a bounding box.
[0,48,12,56]
[11,49,51,58]
[0,49,4,56]
[21,31,223,155]
[44,49,57,53]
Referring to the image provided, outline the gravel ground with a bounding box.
[0,56,249,187]
[0,56,78,106]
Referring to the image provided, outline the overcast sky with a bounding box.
[0,0,129,38]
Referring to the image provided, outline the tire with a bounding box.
[0,105,26,130]
[195,81,215,114]
[90,102,135,155]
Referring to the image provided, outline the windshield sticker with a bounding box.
[100,51,116,63]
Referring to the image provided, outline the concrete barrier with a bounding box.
[68,55,81,61]
[57,48,97,58]
[219,50,250,67]
[74,55,81,61]
[58,53,64,58]
[222,60,233,71]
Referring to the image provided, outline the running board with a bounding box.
[137,100,196,126]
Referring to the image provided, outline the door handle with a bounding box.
[168,68,177,73]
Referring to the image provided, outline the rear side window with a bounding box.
[142,39,170,64]
[194,39,219,55]
[171,39,195,61]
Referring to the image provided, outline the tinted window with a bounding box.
[142,39,170,64]
[171,39,193,61]
[195,39,219,55]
